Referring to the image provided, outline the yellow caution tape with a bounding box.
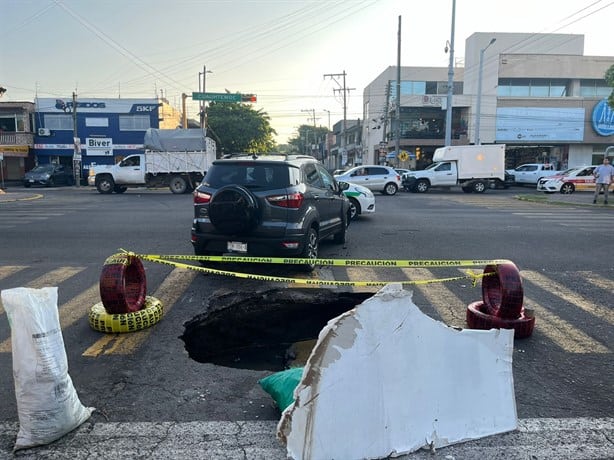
[118,249,501,288]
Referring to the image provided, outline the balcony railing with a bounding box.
[0,132,34,146]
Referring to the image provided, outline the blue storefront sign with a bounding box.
[591,99,614,137]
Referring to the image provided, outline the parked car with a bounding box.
[537,166,601,194]
[334,165,401,195]
[394,168,412,179]
[23,164,74,187]
[505,163,560,185]
[341,182,375,220]
[191,153,350,272]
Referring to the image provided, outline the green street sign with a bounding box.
[192,92,242,102]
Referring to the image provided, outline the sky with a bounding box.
[1,0,613,144]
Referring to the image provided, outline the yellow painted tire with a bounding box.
[89,296,163,333]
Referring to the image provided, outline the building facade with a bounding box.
[0,96,183,183]
[0,102,35,182]
[362,32,614,170]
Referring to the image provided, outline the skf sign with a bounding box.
[86,138,113,156]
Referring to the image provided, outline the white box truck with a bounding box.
[403,144,507,193]
[89,129,216,194]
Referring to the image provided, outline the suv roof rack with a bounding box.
[220,152,318,161]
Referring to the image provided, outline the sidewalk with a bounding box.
[0,185,44,203]
[0,182,92,202]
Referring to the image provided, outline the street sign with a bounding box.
[192,92,242,102]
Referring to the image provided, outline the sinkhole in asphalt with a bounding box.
[180,288,373,371]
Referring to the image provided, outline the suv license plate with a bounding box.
[227,241,247,253]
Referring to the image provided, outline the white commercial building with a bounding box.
[362,32,614,170]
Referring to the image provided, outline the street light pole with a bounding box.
[199,66,212,129]
[475,38,496,145]
[444,0,456,146]
[323,109,331,130]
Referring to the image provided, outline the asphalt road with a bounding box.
[0,185,612,458]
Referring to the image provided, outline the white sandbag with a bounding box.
[1,287,94,451]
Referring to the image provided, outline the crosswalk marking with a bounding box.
[0,266,83,317]
[401,268,467,328]
[521,270,614,325]
[0,283,101,353]
[0,264,611,357]
[523,295,609,353]
[576,271,614,291]
[0,266,28,315]
[25,266,84,289]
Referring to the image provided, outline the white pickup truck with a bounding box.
[88,129,216,194]
[403,144,506,193]
[505,163,560,185]
[89,149,215,194]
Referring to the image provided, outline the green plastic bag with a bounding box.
[258,367,304,411]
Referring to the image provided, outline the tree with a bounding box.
[207,102,277,154]
[606,64,614,109]
[288,124,330,155]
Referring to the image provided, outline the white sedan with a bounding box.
[334,165,401,195]
[537,166,599,194]
[340,182,375,220]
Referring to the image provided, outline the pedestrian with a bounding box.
[593,157,614,204]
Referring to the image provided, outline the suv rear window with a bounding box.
[204,163,290,189]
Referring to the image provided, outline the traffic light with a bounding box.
[415,147,421,160]
[241,94,257,103]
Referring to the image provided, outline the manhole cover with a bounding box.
[180,288,373,371]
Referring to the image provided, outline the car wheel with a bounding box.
[99,253,147,314]
[466,301,535,339]
[46,178,55,187]
[89,296,163,333]
[169,175,188,194]
[415,179,429,193]
[348,198,360,220]
[472,180,486,193]
[481,262,524,319]
[299,227,318,272]
[560,183,575,194]
[114,185,128,194]
[209,185,260,235]
[96,175,115,194]
[383,182,398,195]
[24,182,31,188]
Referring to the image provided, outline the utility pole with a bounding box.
[301,109,317,156]
[444,0,456,146]
[395,15,401,159]
[199,66,212,130]
[324,71,354,167]
[72,91,81,187]
[181,93,188,128]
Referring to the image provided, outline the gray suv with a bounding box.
[191,154,350,271]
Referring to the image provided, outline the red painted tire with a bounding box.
[99,253,147,314]
[481,262,524,319]
[466,301,535,339]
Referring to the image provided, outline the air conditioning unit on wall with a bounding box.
[38,128,51,136]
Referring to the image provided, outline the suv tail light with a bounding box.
[266,192,304,208]
[193,190,211,204]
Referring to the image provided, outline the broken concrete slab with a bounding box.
[278,283,517,460]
